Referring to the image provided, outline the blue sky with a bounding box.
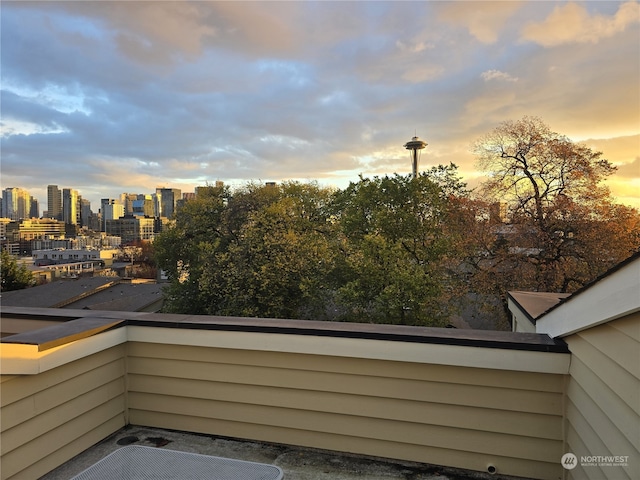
[1,1,639,210]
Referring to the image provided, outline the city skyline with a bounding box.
[2,1,639,211]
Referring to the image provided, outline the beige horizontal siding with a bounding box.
[0,346,126,480]
[565,313,640,480]
[127,341,565,479]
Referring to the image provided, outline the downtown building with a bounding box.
[3,218,67,256]
[2,187,35,221]
[106,215,156,244]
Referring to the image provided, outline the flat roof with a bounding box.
[40,425,525,480]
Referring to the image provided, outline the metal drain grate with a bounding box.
[70,445,284,480]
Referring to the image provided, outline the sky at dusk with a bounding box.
[1,1,639,211]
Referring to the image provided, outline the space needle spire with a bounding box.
[403,134,427,178]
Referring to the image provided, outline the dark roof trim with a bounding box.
[1,307,569,354]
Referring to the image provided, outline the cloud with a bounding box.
[481,70,519,82]
[396,40,433,53]
[0,1,638,211]
[521,1,640,47]
[437,1,523,44]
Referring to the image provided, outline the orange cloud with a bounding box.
[521,1,640,47]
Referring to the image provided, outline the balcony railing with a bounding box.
[1,306,570,480]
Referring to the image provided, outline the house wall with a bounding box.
[126,331,567,479]
[564,312,640,480]
[507,297,536,333]
[0,345,127,480]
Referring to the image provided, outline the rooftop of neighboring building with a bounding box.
[0,277,163,311]
[507,291,571,323]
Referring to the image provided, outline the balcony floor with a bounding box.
[39,425,526,480]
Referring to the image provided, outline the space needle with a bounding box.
[403,135,427,178]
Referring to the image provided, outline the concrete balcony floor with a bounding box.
[40,425,526,480]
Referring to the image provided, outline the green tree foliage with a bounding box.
[1,249,35,292]
[155,169,468,326]
[331,167,468,325]
[471,116,640,293]
[155,182,340,319]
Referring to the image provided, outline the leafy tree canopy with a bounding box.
[155,169,469,326]
[1,249,35,292]
[471,116,639,293]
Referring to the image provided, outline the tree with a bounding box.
[330,166,468,326]
[155,181,340,319]
[1,249,35,292]
[471,116,640,293]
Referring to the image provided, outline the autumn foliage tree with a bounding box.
[470,116,640,294]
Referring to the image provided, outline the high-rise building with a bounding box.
[62,188,79,225]
[132,195,155,217]
[101,199,125,232]
[155,188,181,219]
[120,193,139,215]
[2,188,31,220]
[80,198,92,227]
[29,196,39,219]
[47,185,62,220]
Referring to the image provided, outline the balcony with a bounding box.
[0,306,574,480]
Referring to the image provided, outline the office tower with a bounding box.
[101,199,125,232]
[80,198,92,227]
[132,194,154,217]
[63,188,79,225]
[2,187,31,220]
[155,188,181,218]
[47,185,62,220]
[120,193,139,215]
[29,196,39,218]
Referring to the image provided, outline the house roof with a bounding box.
[0,277,163,312]
[536,251,640,338]
[507,291,571,323]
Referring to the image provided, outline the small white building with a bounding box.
[32,248,119,266]
[507,291,570,332]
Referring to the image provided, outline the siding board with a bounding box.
[0,345,125,407]
[128,391,562,461]
[0,346,126,480]
[127,342,565,392]
[127,340,564,479]
[608,312,640,342]
[1,379,124,455]
[128,354,564,415]
[9,416,124,480]
[1,400,124,480]
[128,372,563,439]
[1,359,125,432]
[566,334,639,413]
[576,324,640,378]
[565,315,640,480]
[569,356,638,446]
